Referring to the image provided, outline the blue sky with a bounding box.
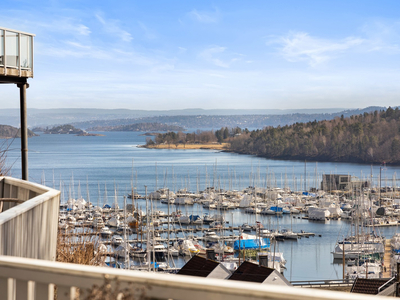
[1,0,400,110]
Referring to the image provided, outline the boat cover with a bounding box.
[233,238,270,250]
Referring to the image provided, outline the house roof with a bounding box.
[351,278,394,294]
[228,261,274,283]
[177,255,219,277]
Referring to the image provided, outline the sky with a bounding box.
[1,0,400,110]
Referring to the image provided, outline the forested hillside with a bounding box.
[229,107,400,164]
[145,107,400,164]
[0,125,38,138]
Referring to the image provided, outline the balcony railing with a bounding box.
[0,255,391,300]
[0,27,34,78]
[0,176,60,260]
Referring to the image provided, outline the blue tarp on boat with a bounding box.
[233,238,270,250]
[189,215,201,222]
[302,192,316,197]
[269,206,283,212]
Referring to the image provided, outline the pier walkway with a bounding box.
[383,239,392,277]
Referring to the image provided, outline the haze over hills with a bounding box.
[0,107,348,127]
[72,106,385,130]
[0,106,388,129]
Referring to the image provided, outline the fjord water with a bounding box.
[4,131,400,281]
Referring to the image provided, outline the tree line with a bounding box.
[146,107,400,164]
[229,107,400,164]
[146,127,247,146]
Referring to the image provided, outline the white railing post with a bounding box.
[8,278,15,300]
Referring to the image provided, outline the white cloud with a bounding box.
[95,14,133,42]
[199,46,239,68]
[138,21,157,40]
[64,41,91,49]
[188,8,219,23]
[178,47,187,54]
[361,21,400,54]
[276,32,364,67]
[74,24,91,36]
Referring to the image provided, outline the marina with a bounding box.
[5,131,400,281]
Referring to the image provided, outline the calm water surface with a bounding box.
[3,131,400,281]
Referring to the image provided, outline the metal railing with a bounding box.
[0,26,34,77]
[0,177,60,260]
[377,276,396,293]
[0,255,393,300]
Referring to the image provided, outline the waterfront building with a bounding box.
[321,174,369,191]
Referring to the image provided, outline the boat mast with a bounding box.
[167,189,170,269]
[145,186,150,272]
[152,196,155,272]
[124,195,129,269]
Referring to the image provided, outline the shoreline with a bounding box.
[139,143,400,166]
[139,143,230,150]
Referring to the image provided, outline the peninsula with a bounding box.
[142,142,229,150]
[142,130,230,150]
[142,108,400,165]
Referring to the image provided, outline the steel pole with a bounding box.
[18,82,29,180]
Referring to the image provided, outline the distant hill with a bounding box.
[0,107,362,128]
[0,106,389,130]
[86,122,185,132]
[72,106,386,130]
[0,125,38,138]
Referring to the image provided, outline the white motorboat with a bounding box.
[203,231,220,242]
[114,243,132,258]
[100,226,113,237]
[280,229,298,240]
[148,243,168,260]
[92,216,104,229]
[111,235,124,246]
[107,215,120,228]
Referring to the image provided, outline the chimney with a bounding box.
[259,255,269,267]
[206,249,216,261]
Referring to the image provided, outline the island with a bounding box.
[0,125,38,139]
[32,124,104,136]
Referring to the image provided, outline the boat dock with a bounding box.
[383,239,392,278]
[61,225,316,240]
[365,222,400,227]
